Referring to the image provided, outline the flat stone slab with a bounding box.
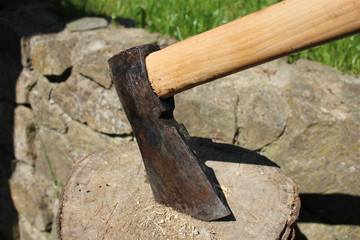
[57,141,300,239]
[66,17,109,32]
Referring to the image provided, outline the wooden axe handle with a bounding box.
[146,0,360,98]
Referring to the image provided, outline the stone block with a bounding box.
[10,163,56,232]
[52,73,132,135]
[13,106,36,165]
[66,17,109,32]
[32,40,73,77]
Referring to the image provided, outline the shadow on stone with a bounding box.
[113,17,136,28]
[46,67,72,83]
[293,224,308,240]
[192,137,280,167]
[0,0,68,239]
[0,21,22,240]
[298,193,360,225]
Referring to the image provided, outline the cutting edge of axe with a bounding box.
[109,0,360,221]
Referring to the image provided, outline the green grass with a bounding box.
[47,0,359,75]
[288,35,360,75]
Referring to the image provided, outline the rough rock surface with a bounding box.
[174,58,360,239]
[32,39,73,77]
[9,163,56,232]
[13,106,37,165]
[2,1,359,239]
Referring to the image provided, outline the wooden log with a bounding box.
[57,140,300,239]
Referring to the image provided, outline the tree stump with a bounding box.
[57,139,300,239]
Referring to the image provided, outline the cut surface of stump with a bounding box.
[57,139,300,240]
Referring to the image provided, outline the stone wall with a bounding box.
[8,16,175,240]
[2,1,360,239]
[174,58,360,239]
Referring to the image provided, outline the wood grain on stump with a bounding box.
[57,140,300,239]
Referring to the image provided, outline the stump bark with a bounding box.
[57,139,300,239]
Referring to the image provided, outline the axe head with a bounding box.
[108,44,231,221]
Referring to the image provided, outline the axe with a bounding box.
[109,0,360,221]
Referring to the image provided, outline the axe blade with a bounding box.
[108,44,231,221]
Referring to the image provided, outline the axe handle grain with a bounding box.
[146,0,360,98]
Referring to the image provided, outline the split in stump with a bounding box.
[57,139,300,239]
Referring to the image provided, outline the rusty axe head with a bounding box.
[107,0,360,222]
[108,44,231,221]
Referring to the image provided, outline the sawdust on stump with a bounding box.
[57,141,300,239]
